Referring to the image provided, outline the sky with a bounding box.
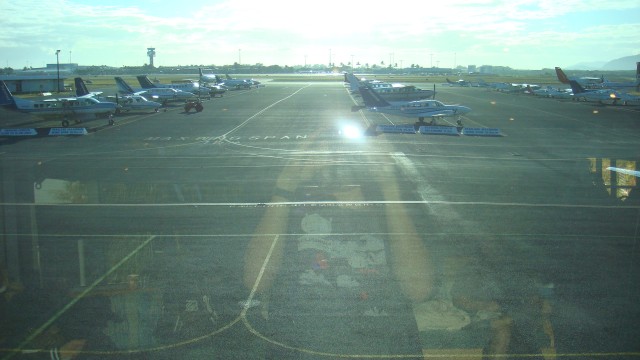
[1,0,639,70]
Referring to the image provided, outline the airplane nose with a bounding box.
[459,106,471,113]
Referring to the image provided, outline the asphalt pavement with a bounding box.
[1,81,639,359]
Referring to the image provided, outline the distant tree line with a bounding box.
[2,63,635,79]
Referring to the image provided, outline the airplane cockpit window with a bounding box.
[1,1,639,359]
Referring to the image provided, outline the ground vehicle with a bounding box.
[184,100,203,113]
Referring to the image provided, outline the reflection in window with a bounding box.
[589,158,637,201]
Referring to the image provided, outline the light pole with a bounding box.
[55,49,61,93]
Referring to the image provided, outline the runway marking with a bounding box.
[240,234,279,317]
[221,84,312,139]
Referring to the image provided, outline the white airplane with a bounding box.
[477,80,519,92]
[212,74,261,90]
[198,68,218,83]
[226,74,261,86]
[136,75,211,97]
[115,77,195,105]
[531,86,574,99]
[446,78,470,87]
[198,68,227,97]
[75,77,161,113]
[0,80,118,127]
[568,80,623,104]
[108,94,162,113]
[357,84,471,125]
[345,73,435,102]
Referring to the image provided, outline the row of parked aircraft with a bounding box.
[0,70,263,127]
[552,65,640,105]
[199,69,261,90]
[347,62,639,126]
[345,73,471,125]
[445,63,640,105]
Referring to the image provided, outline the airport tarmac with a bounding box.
[1,81,639,359]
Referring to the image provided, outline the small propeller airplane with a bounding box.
[568,80,623,105]
[0,80,118,127]
[445,78,470,87]
[345,73,435,102]
[198,69,226,97]
[208,74,258,90]
[530,85,574,99]
[74,78,162,113]
[114,77,195,105]
[136,75,211,97]
[357,84,471,125]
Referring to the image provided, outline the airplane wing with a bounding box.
[417,110,458,118]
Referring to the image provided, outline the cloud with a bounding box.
[1,0,638,69]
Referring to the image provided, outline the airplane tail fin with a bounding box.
[114,77,135,94]
[555,67,570,84]
[225,74,232,80]
[137,75,157,89]
[0,81,16,107]
[75,77,90,97]
[568,80,585,94]
[446,78,454,84]
[358,85,391,108]
[346,73,360,93]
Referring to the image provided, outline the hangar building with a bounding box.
[0,75,68,94]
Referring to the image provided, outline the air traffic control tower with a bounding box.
[147,48,156,67]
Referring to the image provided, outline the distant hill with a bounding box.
[568,54,639,71]
[568,61,607,70]
[601,54,640,70]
